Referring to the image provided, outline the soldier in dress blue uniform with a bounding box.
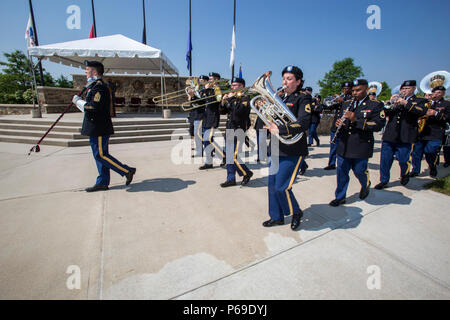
[308,94,323,146]
[199,72,225,170]
[262,65,312,230]
[410,86,450,177]
[374,80,427,189]
[329,79,386,206]
[72,61,136,192]
[186,75,208,157]
[324,82,354,170]
[219,77,254,187]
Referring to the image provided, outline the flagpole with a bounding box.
[231,0,236,80]
[142,0,147,44]
[189,0,192,77]
[91,0,97,37]
[28,0,44,87]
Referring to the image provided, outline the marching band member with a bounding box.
[219,77,254,187]
[368,92,377,101]
[329,79,385,206]
[72,60,136,192]
[410,86,450,177]
[308,94,323,147]
[324,82,354,170]
[262,65,312,230]
[186,75,208,157]
[199,72,225,170]
[375,80,427,189]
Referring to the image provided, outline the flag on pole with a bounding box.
[89,25,95,38]
[25,15,35,47]
[238,64,242,78]
[186,31,192,71]
[229,25,236,69]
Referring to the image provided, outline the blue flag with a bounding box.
[238,64,242,78]
[186,32,192,71]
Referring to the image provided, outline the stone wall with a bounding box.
[36,86,80,113]
[0,104,35,115]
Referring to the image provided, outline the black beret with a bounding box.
[305,87,313,92]
[209,72,221,79]
[314,94,321,99]
[353,79,368,86]
[199,75,209,81]
[432,85,446,92]
[342,81,353,88]
[282,65,303,80]
[232,77,245,86]
[84,60,104,74]
[401,80,416,88]
[368,92,376,96]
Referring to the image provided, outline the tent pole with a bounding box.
[160,59,163,115]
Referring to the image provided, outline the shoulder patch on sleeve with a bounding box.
[94,92,101,102]
[380,110,385,118]
[242,101,248,106]
[305,104,311,113]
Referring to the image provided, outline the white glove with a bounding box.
[72,95,81,104]
[72,95,86,112]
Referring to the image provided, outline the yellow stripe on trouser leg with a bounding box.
[365,169,370,188]
[196,120,203,142]
[208,127,225,158]
[406,144,413,175]
[285,156,303,215]
[98,136,129,174]
[234,140,246,176]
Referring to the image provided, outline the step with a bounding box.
[0,123,81,133]
[0,129,78,140]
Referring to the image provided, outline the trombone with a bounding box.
[181,86,253,111]
[152,78,230,105]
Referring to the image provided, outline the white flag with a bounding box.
[25,15,35,47]
[229,25,236,69]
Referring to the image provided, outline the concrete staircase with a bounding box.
[0,117,227,147]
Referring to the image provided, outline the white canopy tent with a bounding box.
[28,34,180,111]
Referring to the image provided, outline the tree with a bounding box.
[318,57,363,98]
[377,81,391,101]
[0,50,71,104]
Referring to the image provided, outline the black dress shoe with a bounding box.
[400,174,409,186]
[307,144,312,147]
[199,164,213,170]
[291,211,303,230]
[430,167,437,178]
[262,219,284,227]
[374,182,388,190]
[241,171,253,186]
[359,181,371,200]
[125,167,136,186]
[220,180,236,188]
[324,164,336,170]
[329,198,346,207]
[299,163,308,175]
[85,185,109,192]
[409,172,419,178]
[316,140,320,147]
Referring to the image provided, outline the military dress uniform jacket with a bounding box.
[81,79,114,137]
[271,91,312,157]
[311,101,324,124]
[337,96,386,159]
[419,98,450,141]
[200,88,220,128]
[221,94,251,130]
[330,94,353,132]
[188,96,206,121]
[382,95,427,144]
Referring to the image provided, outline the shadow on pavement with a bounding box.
[112,178,196,193]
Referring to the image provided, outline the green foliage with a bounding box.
[0,50,73,104]
[318,58,363,98]
[378,81,391,101]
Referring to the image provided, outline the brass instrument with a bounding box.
[324,94,344,107]
[248,71,303,145]
[418,101,432,133]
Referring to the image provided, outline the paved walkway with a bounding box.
[0,121,449,299]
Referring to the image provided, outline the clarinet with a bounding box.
[331,98,355,144]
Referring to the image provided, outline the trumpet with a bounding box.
[324,94,344,107]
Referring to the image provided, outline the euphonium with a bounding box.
[418,100,432,133]
[249,71,303,145]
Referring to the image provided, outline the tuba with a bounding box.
[249,71,303,145]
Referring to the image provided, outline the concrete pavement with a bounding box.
[0,120,449,299]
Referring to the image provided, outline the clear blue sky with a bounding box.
[1,0,449,93]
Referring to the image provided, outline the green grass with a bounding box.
[424,174,450,196]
